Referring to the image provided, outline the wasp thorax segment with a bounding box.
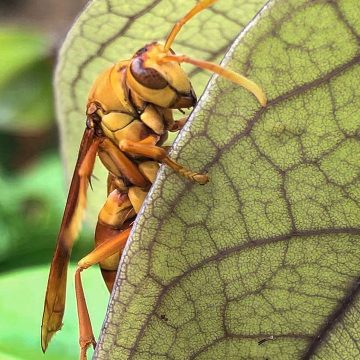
[88,68,123,112]
[116,120,151,144]
[102,112,134,131]
[140,105,165,135]
[110,61,134,109]
[101,112,134,140]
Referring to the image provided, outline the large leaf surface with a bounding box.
[92,0,360,359]
[56,0,266,221]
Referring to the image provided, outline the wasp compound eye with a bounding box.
[130,58,168,90]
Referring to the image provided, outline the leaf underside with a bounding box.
[89,0,360,359]
[56,0,360,359]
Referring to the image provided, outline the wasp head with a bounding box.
[126,42,196,109]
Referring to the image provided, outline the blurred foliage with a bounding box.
[0,28,55,172]
[0,154,93,272]
[0,27,53,133]
[0,24,101,360]
[0,26,94,268]
[0,265,108,360]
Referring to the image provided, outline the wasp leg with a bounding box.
[138,160,159,183]
[119,138,209,184]
[75,226,131,360]
[107,173,128,194]
[98,138,149,188]
[168,117,188,132]
[41,133,100,353]
[121,160,159,215]
[75,268,96,360]
[75,186,135,360]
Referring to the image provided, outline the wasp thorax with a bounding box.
[126,42,196,109]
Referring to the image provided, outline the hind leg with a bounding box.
[74,159,161,359]
[75,184,135,359]
[75,226,132,359]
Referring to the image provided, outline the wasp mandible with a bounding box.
[41,0,267,359]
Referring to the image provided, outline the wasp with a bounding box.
[41,0,266,359]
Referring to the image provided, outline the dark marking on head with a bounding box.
[134,42,158,57]
[130,58,168,90]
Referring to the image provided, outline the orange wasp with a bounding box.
[41,0,267,359]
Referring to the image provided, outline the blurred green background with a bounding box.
[0,1,110,359]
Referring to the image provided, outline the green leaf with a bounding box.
[56,0,266,222]
[0,265,108,360]
[0,27,49,88]
[0,155,92,270]
[89,0,360,359]
[0,27,54,133]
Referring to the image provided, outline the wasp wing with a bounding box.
[41,127,99,352]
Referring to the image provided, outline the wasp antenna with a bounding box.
[160,55,267,106]
[164,0,218,52]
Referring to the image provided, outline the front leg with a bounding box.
[140,105,188,133]
[98,138,149,187]
[119,137,209,184]
[168,117,188,132]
